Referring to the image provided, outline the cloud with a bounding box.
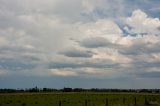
[92,48,132,63]
[48,59,117,69]
[79,37,124,52]
[79,19,122,36]
[48,63,126,78]
[50,69,78,76]
[0,0,160,88]
[0,7,159,79]
[60,48,93,58]
[82,0,95,13]
[81,0,128,18]
[0,69,9,76]
[80,37,110,48]
[137,72,160,78]
[149,7,160,12]
[0,58,36,71]
[125,9,160,35]
[119,35,160,55]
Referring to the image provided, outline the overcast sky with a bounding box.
[0,0,160,89]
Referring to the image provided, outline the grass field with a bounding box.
[0,92,160,106]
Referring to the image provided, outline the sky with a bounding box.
[0,0,160,89]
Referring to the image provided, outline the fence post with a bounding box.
[123,97,125,105]
[85,100,87,106]
[59,100,61,106]
[145,97,149,105]
[134,97,137,106]
[106,98,108,106]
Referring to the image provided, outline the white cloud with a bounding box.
[92,48,132,63]
[125,9,160,35]
[50,69,78,76]
[80,68,100,74]
[79,19,122,37]
[0,27,35,48]
[82,0,95,13]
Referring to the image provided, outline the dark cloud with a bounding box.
[60,48,93,58]
[157,26,160,31]
[137,72,160,78]
[0,46,43,71]
[0,45,43,63]
[80,37,107,48]
[0,46,40,54]
[131,62,160,69]
[119,41,160,55]
[48,60,117,69]
[0,58,36,71]
[80,37,119,48]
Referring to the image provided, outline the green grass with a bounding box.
[0,93,160,106]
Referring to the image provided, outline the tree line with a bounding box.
[0,87,160,93]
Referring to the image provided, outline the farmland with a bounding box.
[0,93,160,106]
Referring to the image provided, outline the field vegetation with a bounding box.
[0,92,160,106]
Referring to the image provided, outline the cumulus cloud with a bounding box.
[125,9,160,35]
[119,35,160,55]
[0,7,160,80]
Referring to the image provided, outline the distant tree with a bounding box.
[63,87,72,92]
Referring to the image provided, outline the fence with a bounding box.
[57,97,158,106]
